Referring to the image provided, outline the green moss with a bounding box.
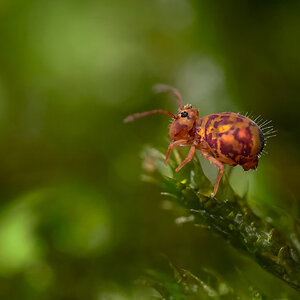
[142,147,300,293]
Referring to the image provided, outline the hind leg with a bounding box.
[201,149,225,197]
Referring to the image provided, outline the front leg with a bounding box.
[201,148,225,197]
[164,139,193,165]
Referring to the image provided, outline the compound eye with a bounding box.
[181,111,188,118]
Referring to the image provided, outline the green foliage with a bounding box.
[0,1,300,299]
[142,147,300,294]
[139,258,271,300]
[142,262,235,299]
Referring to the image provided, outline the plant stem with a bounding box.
[142,147,300,292]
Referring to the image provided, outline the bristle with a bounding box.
[261,122,277,142]
[261,124,274,131]
[260,125,273,130]
[247,112,254,120]
[258,148,269,158]
[265,135,277,140]
[263,128,274,134]
[264,128,277,135]
[259,120,272,128]
[264,132,277,137]
[268,128,277,133]
[256,116,263,124]
[253,115,261,123]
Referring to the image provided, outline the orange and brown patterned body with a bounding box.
[196,112,264,171]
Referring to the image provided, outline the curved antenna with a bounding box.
[153,84,183,110]
[124,109,177,123]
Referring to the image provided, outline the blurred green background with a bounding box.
[0,0,300,299]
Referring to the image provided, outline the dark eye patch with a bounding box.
[181,111,188,117]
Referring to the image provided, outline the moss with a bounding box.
[142,147,300,293]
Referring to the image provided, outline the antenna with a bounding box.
[124,109,177,123]
[153,84,183,110]
[124,84,183,123]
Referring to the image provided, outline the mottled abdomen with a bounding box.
[198,112,264,170]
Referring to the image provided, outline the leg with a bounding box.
[165,139,193,165]
[201,149,225,197]
[175,145,196,172]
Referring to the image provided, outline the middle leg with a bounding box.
[175,145,196,172]
[201,149,225,197]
